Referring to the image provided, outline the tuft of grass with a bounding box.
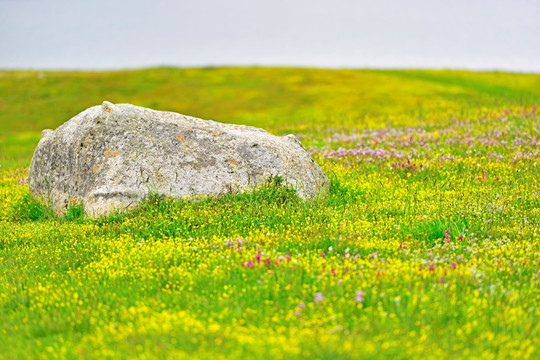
[401,218,470,244]
[63,202,85,222]
[95,176,302,240]
[9,192,53,222]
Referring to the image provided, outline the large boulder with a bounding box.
[29,101,328,216]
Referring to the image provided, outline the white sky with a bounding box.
[1,0,539,71]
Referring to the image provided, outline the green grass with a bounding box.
[2,67,540,167]
[0,67,539,359]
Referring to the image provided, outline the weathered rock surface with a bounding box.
[29,101,328,216]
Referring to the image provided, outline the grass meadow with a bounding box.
[0,67,539,359]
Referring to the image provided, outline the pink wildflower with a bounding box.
[314,292,324,303]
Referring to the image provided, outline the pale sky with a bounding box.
[1,0,539,72]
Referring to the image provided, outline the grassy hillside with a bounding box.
[1,67,540,167]
[0,68,539,359]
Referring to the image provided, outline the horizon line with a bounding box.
[1,64,539,75]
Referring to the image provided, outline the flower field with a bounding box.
[0,68,539,359]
